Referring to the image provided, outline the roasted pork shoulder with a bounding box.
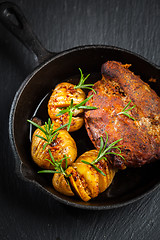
[85,61,160,169]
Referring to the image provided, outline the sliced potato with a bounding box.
[66,166,91,202]
[51,116,84,132]
[51,150,117,200]
[52,173,74,196]
[95,160,109,193]
[48,82,86,132]
[106,163,117,187]
[96,160,117,193]
[72,162,99,198]
[75,149,99,163]
[48,82,86,108]
[75,149,117,194]
[31,127,77,169]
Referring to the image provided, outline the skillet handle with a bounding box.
[0,1,55,64]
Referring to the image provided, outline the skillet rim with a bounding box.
[8,44,160,210]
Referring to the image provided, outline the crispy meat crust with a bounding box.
[85,61,160,169]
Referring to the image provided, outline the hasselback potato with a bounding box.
[48,82,86,132]
[52,173,74,196]
[31,126,77,169]
[52,150,117,201]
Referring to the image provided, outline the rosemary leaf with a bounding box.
[53,123,68,131]
[27,120,47,135]
[35,135,47,142]
[81,160,106,176]
[74,94,94,108]
[67,110,73,131]
[117,100,136,121]
[121,112,136,121]
[81,160,91,165]
[56,108,69,116]
[38,150,70,177]
[105,152,125,160]
[56,94,97,131]
[83,132,124,176]
[74,68,96,93]
[77,106,97,110]
[98,136,104,158]
[91,165,106,176]
[38,170,58,174]
[28,118,68,149]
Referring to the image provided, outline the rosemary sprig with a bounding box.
[74,68,96,93]
[38,149,70,177]
[81,132,124,176]
[117,100,136,121]
[27,118,68,150]
[56,95,97,131]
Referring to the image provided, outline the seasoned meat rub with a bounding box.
[85,61,160,169]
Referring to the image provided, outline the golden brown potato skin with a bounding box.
[72,162,99,198]
[48,82,86,132]
[85,61,160,169]
[31,126,77,169]
[75,150,116,193]
[52,173,74,196]
[56,150,117,202]
[66,166,91,202]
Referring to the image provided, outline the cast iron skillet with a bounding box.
[0,2,160,210]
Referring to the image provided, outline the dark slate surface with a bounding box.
[0,0,160,239]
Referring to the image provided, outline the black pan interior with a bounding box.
[10,46,160,209]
